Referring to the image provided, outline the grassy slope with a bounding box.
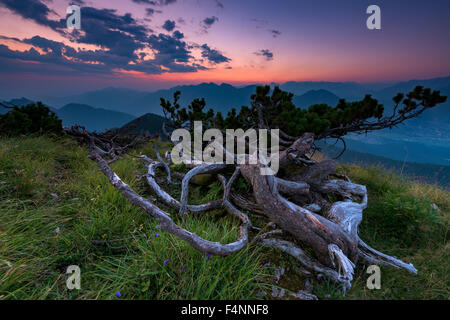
[0,136,448,300]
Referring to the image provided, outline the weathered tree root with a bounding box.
[65,126,418,294]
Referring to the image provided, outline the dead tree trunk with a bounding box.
[65,126,417,293]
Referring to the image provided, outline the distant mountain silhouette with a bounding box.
[279,81,370,100]
[375,76,450,99]
[46,83,258,117]
[1,97,56,114]
[43,76,450,123]
[4,76,449,166]
[5,97,35,107]
[293,89,340,108]
[119,113,165,137]
[369,76,450,124]
[57,103,135,132]
[320,142,449,188]
[1,98,134,132]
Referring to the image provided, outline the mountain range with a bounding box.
[0,99,135,132]
[2,75,449,166]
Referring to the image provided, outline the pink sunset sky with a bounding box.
[0,0,449,98]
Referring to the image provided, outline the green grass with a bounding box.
[0,136,448,300]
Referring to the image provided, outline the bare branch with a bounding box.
[144,161,222,212]
[179,163,228,214]
[154,143,174,184]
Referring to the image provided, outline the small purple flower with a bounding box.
[115,291,121,298]
[154,232,159,238]
[182,266,186,272]
[206,253,212,259]
[164,259,169,265]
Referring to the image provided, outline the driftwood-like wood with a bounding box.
[65,125,418,292]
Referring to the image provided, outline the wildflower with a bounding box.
[182,266,186,272]
[115,291,121,298]
[164,259,169,265]
[206,253,212,259]
[155,232,159,237]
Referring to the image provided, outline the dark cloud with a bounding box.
[0,0,229,76]
[203,16,219,27]
[70,0,85,5]
[172,30,184,39]
[0,0,63,29]
[270,29,281,38]
[72,7,150,58]
[145,8,155,16]
[146,33,204,73]
[132,0,176,5]
[161,0,177,5]
[0,1,149,59]
[0,33,205,75]
[254,49,274,61]
[131,0,158,4]
[162,20,176,32]
[200,44,230,64]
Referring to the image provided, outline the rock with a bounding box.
[50,193,59,199]
[72,197,79,201]
[290,290,318,300]
[305,203,321,213]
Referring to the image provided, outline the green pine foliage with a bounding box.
[161,85,446,139]
[0,102,63,136]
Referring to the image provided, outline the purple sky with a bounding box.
[0,0,449,99]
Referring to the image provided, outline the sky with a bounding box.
[0,0,449,98]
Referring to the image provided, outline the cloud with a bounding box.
[131,0,158,4]
[270,29,281,38]
[0,32,208,76]
[203,16,219,27]
[0,0,63,30]
[147,33,193,66]
[172,30,184,39]
[131,0,176,5]
[145,8,158,16]
[254,49,274,61]
[0,0,230,76]
[215,0,224,9]
[162,20,176,32]
[200,44,230,64]
[0,1,150,59]
[251,18,268,29]
[73,7,150,58]
[70,0,85,5]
